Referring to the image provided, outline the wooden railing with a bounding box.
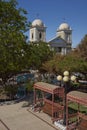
[68,113,78,118]
[43,102,52,116]
[67,113,87,130]
[78,112,87,120]
[44,98,64,109]
[43,99,64,117]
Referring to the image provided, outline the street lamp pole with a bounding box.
[63,81,67,125]
[63,71,69,125]
[57,71,76,126]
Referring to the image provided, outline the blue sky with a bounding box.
[17,0,87,47]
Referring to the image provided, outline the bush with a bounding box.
[4,84,18,99]
[25,80,34,93]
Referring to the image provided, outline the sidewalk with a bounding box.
[0,120,9,130]
[27,106,59,130]
[0,99,59,130]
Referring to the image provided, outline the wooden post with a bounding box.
[34,87,36,105]
[52,92,54,123]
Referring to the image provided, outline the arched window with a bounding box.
[32,33,33,39]
[39,32,42,39]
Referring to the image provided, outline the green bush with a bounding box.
[4,85,18,98]
[25,80,34,93]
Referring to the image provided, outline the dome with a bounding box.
[58,23,70,30]
[32,19,44,27]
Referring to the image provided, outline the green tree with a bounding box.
[0,0,29,83]
[77,34,87,60]
[25,42,54,70]
[42,52,87,74]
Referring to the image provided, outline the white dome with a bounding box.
[58,23,70,30]
[32,19,44,27]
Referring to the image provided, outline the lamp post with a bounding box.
[57,71,76,126]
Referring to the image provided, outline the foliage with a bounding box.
[25,42,54,70]
[42,51,87,74]
[58,52,87,73]
[0,0,54,84]
[69,102,87,114]
[25,80,34,93]
[0,0,29,82]
[76,34,87,61]
[70,81,80,90]
[42,34,87,74]
[41,54,61,73]
[4,84,18,98]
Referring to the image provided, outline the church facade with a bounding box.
[29,19,72,55]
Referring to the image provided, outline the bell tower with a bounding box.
[56,22,72,53]
[56,23,72,44]
[29,19,46,43]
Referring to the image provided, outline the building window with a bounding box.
[32,33,33,39]
[39,32,42,39]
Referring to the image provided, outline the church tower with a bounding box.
[56,23,72,53]
[29,19,46,43]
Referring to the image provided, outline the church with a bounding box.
[29,19,72,55]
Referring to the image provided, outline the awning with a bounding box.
[67,91,87,106]
[34,82,62,94]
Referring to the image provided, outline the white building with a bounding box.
[29,19,72,55]
[49,23,72,55]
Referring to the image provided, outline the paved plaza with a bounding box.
[0,99,59,130]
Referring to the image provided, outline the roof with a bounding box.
[49,37,67,47]
[67,91,87,106]
[32,19,44,27]
[34,82,61,94]
[58,22,70,31]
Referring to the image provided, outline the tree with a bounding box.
[25,42,54,70]
[77,34,87,60]
[0,0,29,83]
[42,52,87,74]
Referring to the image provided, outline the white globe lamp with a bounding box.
[63,71,69,76]
[57,75,62,81]
[71,75,76,82]
[63,76,69,82]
